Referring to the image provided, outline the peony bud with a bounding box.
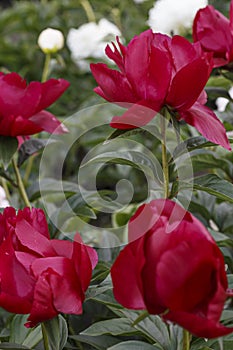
[38,28,64,54]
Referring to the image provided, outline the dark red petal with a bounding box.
[179,103,231,150]
[164,310,233,338]
[51,239,73,259]
[36,79,70,112]
[111,241,146,310]
[166,58,210,111]
[91,63,137,103]
[25,271,57,327]
[105,38,125,72]
[155,242,217,311]
[48,270,83,314]
[193,6,232,54]
[125,32,171,102]
[74,233,98,270]
[17,207,50,238]
[110,100,159,129]
[15,217,55,257]
[0,237,34,314]
[30,110,68,134]
[31,257,84,313]
[72,234,98,292]
[170,36,200,71]
[0,74,41,119]
[0,115,43,137]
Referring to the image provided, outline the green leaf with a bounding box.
[193,174,233,203]
[75,206,97,219]
[81,318,138,337]
[69,334,119,350]
[17,138,55,167]
[9,314,42,348]
[172,136,215,159]
[86,285,113,300]
[28,178,78,201]
[0,136,18,169]
[106,128,149,141]
[22,326,42,348]
[191,153,233,178]
[42,316,68,350]
[0,344,30,350]
[108,341,159,350]
[208,229,233,247]
[118,310,170,350]
[81,151,159,180]
[90,261,111,285]
[227,274,233,289]
[9,315,29,344]
[205,86,230,99]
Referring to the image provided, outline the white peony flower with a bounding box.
[148,0,208,35]
[38,28,64,54]
[67,19,121,72]
[216,86,233,112]
[0,186,9,208]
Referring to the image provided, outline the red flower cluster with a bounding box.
[0,207,98,327]
[111,199,233,338]
[193,0,233,68]
[91,30,230,150]
[0,72,69,137]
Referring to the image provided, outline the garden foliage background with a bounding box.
[0,0,233,350]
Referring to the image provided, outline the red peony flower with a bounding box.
[0,72,69,137]
[0,207,98,327]
[193,1,233,68]
[111,199,233,338]
[91,30,230,150]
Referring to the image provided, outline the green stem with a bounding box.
[182,329,190,350]
[80,0,96,22]
[160,113,169,199]
[23,155,35,185]
[12,158,31,208]
[41,323,50,350]
[41,53,51,82]
[131,311,149,326]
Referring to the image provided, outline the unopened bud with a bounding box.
[38,28,64,54]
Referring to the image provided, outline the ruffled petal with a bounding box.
[36,79,70,112]
[0,74,41,118]
[166,58,211,111]
[0,237,34,314]
[17,207,50,239]
[125,30,171,102]
[110,100,159,129]
[111,241,146,310]
[164,310,233,338]
[30,110,68,134]
[25,271,57,328]
[179,102,231,150]
[72,234,98,292]
[15,217,55,257]
[0,114,43,137]
[31,257,84,313]
[90,63,137,103]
